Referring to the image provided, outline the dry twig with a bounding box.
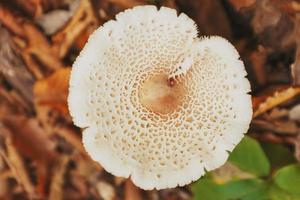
[52,0,98,58]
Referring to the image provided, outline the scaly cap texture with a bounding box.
[68,5,252,190]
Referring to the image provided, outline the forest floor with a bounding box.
[0,0,300,199]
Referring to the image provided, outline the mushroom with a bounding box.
[68,6,252,190]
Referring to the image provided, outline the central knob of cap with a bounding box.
[138,73,186,115]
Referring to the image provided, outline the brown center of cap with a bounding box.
[139,73,186,115]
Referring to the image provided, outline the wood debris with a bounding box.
[52,0,98,58]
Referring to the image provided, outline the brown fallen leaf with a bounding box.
[250,0,296,50]
[251,119,299,135]
[0,169,11,199]
[250,132,295,146]
[229,0,256,10]
[291,16,300,86]
[176,0,232,39]
[268,108,289,119]
[108,0,145,9]
[9,0,67,18]
[54,126,86,155]
[249,46,268,86]
[251,0,282,33]
[0,4,25,38]
[161,0,177,9]
[253,87,300,118]
[74,153,102,179]
[1,116,57,163]
[34,67,71,115]
[1,116,58,197]
[52,0,98,58]
[0,4,64,76]
[69,171,89,198]
[271,0,300,16]
[125,179,142,200]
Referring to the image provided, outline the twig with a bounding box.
[0,4,64,75]
[253,87,300,118]
[1,135,37,199]
[52,0,98,58]
[249,132,296,145]
[48,156,70,200]
[251,119,299,135]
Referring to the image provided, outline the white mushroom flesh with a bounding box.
[68,6,252,190]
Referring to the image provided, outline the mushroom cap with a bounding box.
[68,6,252,190]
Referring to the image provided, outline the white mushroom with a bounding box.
[68,6,252,190]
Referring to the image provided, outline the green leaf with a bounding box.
[262,142,296,169]
[192,178,268,200]
[268,182,300,200]
[274,164,300,194]
[229,136,270,177]
[192,178,224,200]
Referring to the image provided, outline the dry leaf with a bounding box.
[251,0,282,34]
[96,181,116,200]
[251,119,299,135]
[1,135,37,199]
[0,27,35,108]
[2,116,57,163]
[176,0,232,39]
[253,87,300,117]
[0,4,65,75]
[291,16,300,85]
[268,108,289,119]
[8,0,67,17]
[48,156,70,200]
[249,46,268,86]
[212,162,254,184]
[125,179,142,200]
[52,0,98,58]
[108,0,145,9]
[229,0,256,10]
[1,116,57,196]
[34,67,71,115]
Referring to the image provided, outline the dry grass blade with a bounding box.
[1,135,37,199]
[34,67,71,115]
[48,156,70,200]
[253,87,300,118]
[54,126,86,155]
[0,4,64,75]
